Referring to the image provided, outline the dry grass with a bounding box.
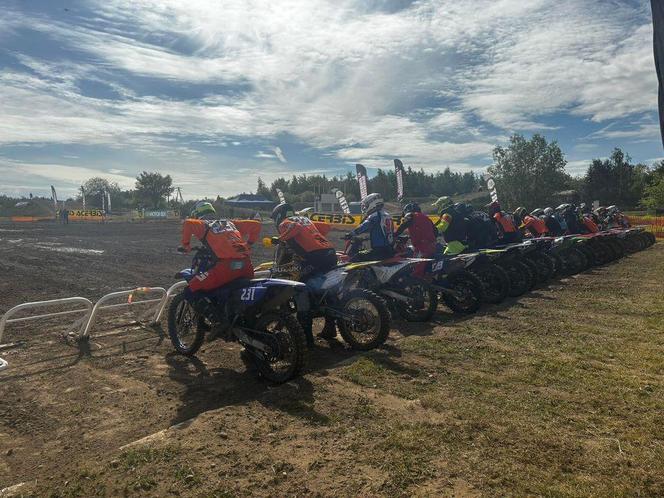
[23,244,664,497]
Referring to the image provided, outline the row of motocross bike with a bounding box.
[166,226,656,384]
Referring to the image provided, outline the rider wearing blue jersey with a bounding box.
[345,193,395,261]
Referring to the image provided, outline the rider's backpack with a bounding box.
[466,210,498,249]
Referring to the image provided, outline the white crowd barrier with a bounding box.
[0,282,188,372]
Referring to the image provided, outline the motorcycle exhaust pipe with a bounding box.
[380,289,412,303]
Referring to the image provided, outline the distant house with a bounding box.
[225,194,277,210]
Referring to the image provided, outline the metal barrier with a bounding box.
[0,297,94,372]
[0,284,190,372]
[153,281,188,323]
[81,287,167,338]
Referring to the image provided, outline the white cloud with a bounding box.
[459,1,655,129]
[0,0,659,197]
[273,146,287,163]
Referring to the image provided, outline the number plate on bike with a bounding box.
[238,286,267,303]
[431,260,445,272]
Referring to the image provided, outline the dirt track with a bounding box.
[1,221,663,496]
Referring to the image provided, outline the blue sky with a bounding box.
[0,0,661,198]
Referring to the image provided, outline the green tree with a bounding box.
[488,134,569,209]
[640,161,664,210]
[81,177,120,209]
[582,148,646,207]
[641,177,664,210]
[135,171,174,208]
[256,177,272,199]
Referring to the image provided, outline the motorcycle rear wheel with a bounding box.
[590,240,612,265]
[475,264,509,304]
[561,248,586,275]
[394,280,438,322]
[167,292,207,356]
[338,289,391,350]
[251,313,306,383]
[527,252,555,283]
[441,271,483,314]
[521,258,539,289]
[501,260,530,297]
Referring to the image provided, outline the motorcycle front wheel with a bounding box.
[337,289,391,350]
[167,292,207,356]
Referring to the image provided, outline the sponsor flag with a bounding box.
[50,185,58,210]
[394,159,405,202]
[356,163,368,200]
[276,188,286,205]
[484,173,498,203]
[332,188,351,214]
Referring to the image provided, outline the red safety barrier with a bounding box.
[628,215,664,239]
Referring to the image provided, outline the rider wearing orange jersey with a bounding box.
[514,207,548,237]
[180,202,254,293]
[272,203,337,276]
[271,203,338,343]
[488,201,521,244]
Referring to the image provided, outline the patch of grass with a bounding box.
[174,464,202,488]
[127,474,157,492]
[341,356,387,387]
[118,445,179,471]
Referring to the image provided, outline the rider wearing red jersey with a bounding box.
[180,202,254,293]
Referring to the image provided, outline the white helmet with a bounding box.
[544,207,554,216]
[361,193,384,215]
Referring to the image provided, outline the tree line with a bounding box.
[73,171,176,211]
[256,168,482,204]
[3,134,664,215]
[488,134,664,212]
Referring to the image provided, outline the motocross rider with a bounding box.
[557,204,585,234]
[271,203,337,278]
[180,201,254,292]
[514,207,548,237]
[606,205,630,228]
[345,193,395,262]
[394,202,437,276]
[488,201,521,244]
[432,196,469,255]
[578,203,599,233]
[394,202,437,256]
[542,207,564,236]
[271,203,339,344]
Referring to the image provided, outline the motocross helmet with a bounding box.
[556,203,571,212]
[530,208,544,217]
[402,202,421,215]
[543,207,554,216]
[361,193,384,215]
[433,196,453,214]
[190,201,216,220]
[606,205,618,213]
[487,200,501,216]
[513,206,527,218]
[453,202,469,215]
[271,203,294,226]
